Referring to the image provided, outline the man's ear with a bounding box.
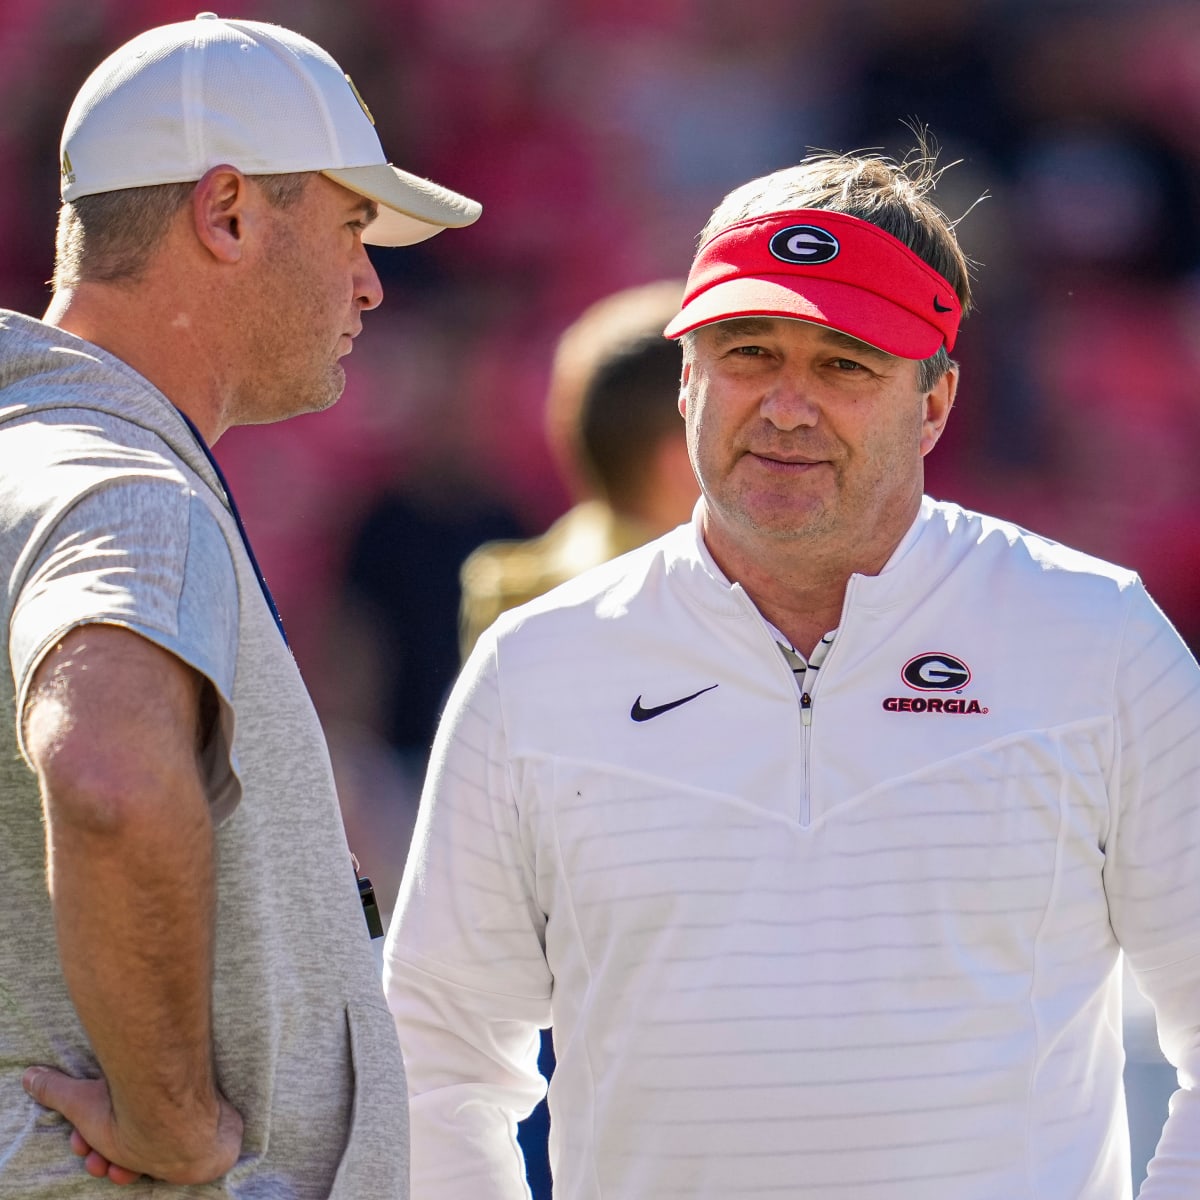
[920,364,958,458]
[678,359,691,418]
[191,165,251,264]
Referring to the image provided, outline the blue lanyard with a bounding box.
[177,413,379,938]
[176,410,289,646]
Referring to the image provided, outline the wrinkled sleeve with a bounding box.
[383,633,551,1200]
[9,476,241,821]
[1103,581,1200,1198]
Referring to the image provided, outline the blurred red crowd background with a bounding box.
[4,0,1200,890]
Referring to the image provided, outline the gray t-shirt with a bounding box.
[0,311,408,1197]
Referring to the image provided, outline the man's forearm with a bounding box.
[47,766,226,1161]
[25,625,241,1181]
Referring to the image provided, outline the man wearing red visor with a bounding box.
[385,147,1200,1199]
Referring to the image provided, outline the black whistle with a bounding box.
[358,873,384,939]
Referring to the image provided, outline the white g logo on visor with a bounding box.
[768,224,840,265]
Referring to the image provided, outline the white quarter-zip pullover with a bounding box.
[385,497,1200,1200]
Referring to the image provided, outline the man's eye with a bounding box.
[732,345,765,356]
[832,358,864,371]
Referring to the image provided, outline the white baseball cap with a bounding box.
[59,12,482,246]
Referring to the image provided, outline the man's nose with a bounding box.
[759,371,820,431]
[356,247,384,311]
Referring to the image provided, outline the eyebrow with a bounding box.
[354,199,380,226]
[708,317,778,343]
[820,328,894,362]
[708,317,895,362]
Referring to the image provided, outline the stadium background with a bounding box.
[2,0,1197,1191]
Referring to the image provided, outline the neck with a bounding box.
[701,501,918,657]
[44,281,230,444]
[718,548,855,658]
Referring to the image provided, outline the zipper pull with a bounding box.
[801,692,813,726]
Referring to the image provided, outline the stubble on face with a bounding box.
[229,175,383,427]
[700,416,846,542]
[242,213,347,423]
[708,397,926,546]
[684,321,930,576]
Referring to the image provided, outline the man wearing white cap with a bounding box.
[384,144,1200,1198]
[1,12,479,1196]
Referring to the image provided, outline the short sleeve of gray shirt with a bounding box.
[9,475,243,821]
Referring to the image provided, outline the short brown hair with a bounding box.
[52,171,311,291]
[546,280,685,508]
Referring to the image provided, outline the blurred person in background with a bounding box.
[457,277,697,1200]
[459,278,697,658]
[383,141,1200,1198]
[1,13,478,1195]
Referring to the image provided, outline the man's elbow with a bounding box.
[31,724,177,840]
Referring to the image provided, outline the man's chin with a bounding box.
[295,366,346,417]
[316,365,346,411]
[250,367,345,426]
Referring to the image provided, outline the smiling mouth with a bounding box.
[748,452,827,468]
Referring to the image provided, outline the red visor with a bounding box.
[663,209,961,358]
